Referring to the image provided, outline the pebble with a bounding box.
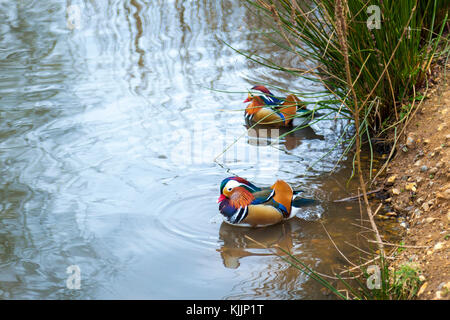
[405,182,417,192]
[433,242,444,250]
[425,217,436,223]
[422,202,430,212]
[406,135,415,148]
[420,165,428,172]
[429,167,438,175]
[414,208,422,218]
[418,282,428,296]
[392,188,401,195]
[386,175,397,184]
[436,189,450,201]
[443,282,450,291]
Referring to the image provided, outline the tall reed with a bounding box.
[240,0,449,299]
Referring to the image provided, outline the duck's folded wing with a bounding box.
[250,188,275,205]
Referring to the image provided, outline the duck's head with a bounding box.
[251,85,272,95]
[217,176,259,203]
[244,85,279,105]
[243,92,256,104]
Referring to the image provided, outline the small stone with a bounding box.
[424,139,431,144]
[402,146,408,153]
[418,282,428,296]
[445,134,450,142]
[429,167,438,175]
[392,188,401,195]
[414,208,422,218]
[420,165,428,172]
[405,182,417,192]
[443,282,450,291]
[435,291,443,299]
[400,222,408,228]
[425,217,436,223]
[415,150,424,158]
[433,242,444,250]
[406,135,415,148]
[386,175,397,185]
[436,189,450,201]
[422,202,430,212]
[414,159,422,167]
[419,275,426,282]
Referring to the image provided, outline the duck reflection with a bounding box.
[245,122,324,151]
[217,219,303,269]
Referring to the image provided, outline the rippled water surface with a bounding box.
[0,0,382,299]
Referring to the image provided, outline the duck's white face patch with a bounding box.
[223,179,240,193]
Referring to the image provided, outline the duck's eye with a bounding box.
[227,187,232,191]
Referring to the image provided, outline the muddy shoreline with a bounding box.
[372,62,449,300]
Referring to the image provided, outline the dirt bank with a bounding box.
[375,62,449,300]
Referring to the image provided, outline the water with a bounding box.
[0,0,379,299]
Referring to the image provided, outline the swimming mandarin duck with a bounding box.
[217,176,315,227]
[244,85,304,126]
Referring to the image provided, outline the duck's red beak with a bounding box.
[243,98,251,103]
[217,194,226,203]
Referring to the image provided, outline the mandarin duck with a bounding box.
[217,176,316,227]
[244,85,305,127]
